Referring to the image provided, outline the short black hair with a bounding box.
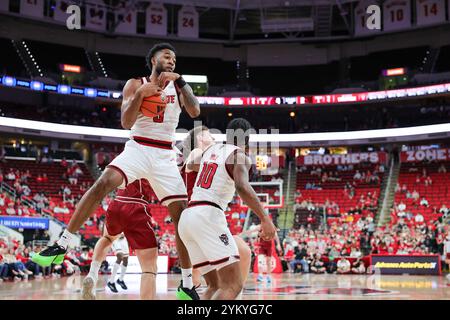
[146,43,176,70]
[226,118,252,147]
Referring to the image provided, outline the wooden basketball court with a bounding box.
[1,273,449,300]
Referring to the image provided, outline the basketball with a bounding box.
[140,92,167,117]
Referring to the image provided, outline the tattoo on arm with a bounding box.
[180,84,198,109]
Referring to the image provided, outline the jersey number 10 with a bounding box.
[197,162,218,189]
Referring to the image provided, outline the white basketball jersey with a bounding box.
[130,77,182,142]
[190,143,241,210]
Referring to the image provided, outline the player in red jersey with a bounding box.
[81,179,158,300]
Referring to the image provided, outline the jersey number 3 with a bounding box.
[197,162,218,189]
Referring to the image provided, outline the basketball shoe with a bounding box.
[31,244,67,267]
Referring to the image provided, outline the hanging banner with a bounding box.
[0,0,9,12]
[115,7,137,35]
[53,0,71,23]
[383,0,412,31]
[177,5,199,38]
[415,0,446,26]
[354,0,381,36]
[20,0,44,18]
[146,3,167,36]
[297,152,387,166]
[400,149,450,162]
[85,2,106,32]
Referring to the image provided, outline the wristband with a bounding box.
[175,76,187,90]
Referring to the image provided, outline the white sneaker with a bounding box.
[446,274,450,282]
[81,276,97,300]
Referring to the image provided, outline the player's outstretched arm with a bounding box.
[232,151,276,241]
[121,79,162,129]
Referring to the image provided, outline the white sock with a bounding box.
[181,268,193,288]
[56,230,74,249]
[119,265,127,281]
[109,263,120,283]
[87,260,101,281]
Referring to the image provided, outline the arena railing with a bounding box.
[0,116,449,147]
[1,75,450,107]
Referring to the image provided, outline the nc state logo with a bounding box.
[160,92,166,102]
[219,234,229,246]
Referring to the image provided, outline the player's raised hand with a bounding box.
[259,216,277,241]
[157,72,180,88]
[137,83,162,97]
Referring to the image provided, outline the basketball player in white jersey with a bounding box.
[106,234,129,293]
[33,43,201,299]
[178,118,277,300]
[179,127,252,294]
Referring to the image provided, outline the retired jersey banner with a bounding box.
[146,3,167,36]
[371,254,441,275]
[297,152,387,166]
[354,0,381,36]
[383,0,412,31]
[85,2,106,31]
[53,0,71,23]
[115,6,137,35]
[20,0,44,18]
[0,0,9,12]
[400,148,450,162]
[415,0,446,26]
[177,5,199,38]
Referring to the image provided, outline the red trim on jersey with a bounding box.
[132,136,173,150]
[188,201,222,211]
[160,194,188,204]
[106,165,128,187]
[225,149,240,181]
[193,255,240,269]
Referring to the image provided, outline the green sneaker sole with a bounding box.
[176,290,193,300]
[31,253,65,267]
[31,254,54,267]
[53,254,66,265]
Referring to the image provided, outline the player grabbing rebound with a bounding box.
[33,43,201,299]
[179,127,252,293]
[178,118,277,300]
[81,179,158,300]
[107,233,129,293]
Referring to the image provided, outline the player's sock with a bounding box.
[109,263,120,283]
[56,229,75,249]
[87,260,101,282]
[119,265,127,281]
[181,268,193,288]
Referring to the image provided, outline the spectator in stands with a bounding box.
[60,158,68,168]
[6,203,15,215]
[397,201,406,212]
[415,213,425,224]
[310,254,326,274]
[6,169,16,181]
[439,205,449,217]
[351,258,366,274]
[353,170,362,180]
[438,164,446,173]
[0,192,6,207]
[420,197,429,207]
[63,185,71,196]
[401,184,407,193]
[290,243,309,273]
[337,257,351,274]
[424,176,432,187]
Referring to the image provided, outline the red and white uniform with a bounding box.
[105,179,157,250]
[107,77,187,206]
[178,143,241,275]
[258,239,274,256]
